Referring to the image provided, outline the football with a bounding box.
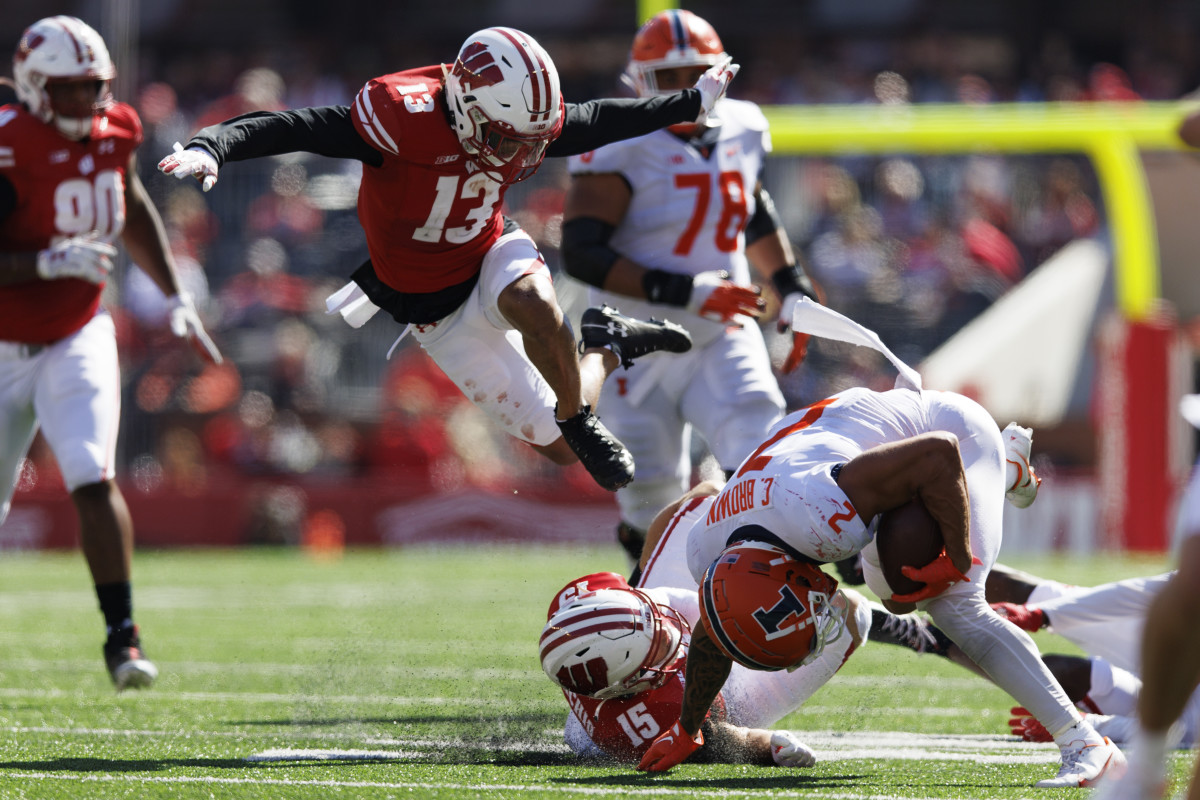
[876,498,944,597]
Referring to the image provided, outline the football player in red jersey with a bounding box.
[0,16,220,690]
[540,477,956,768]
[159,27,736,492]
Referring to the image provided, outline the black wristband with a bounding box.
[771,265,816,302]
[642,268,694,306]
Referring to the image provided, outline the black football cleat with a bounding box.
[104,625,158,691]
[556,404,635,491]
[580,305,692,369]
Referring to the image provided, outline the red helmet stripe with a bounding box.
[48,18,89,66]
[538,617,641,663]
[493,27,553,122]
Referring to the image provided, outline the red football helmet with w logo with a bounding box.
[444,27,563,184]
[540,585,687,700]
[699,540,847,671]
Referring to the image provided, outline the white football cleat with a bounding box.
[770,730,817,768]
[1003,422,1040,509]
[1034,736,1126,789]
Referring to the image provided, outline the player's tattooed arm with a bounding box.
[678,624,733,739]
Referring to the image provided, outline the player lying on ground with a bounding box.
[540,480,945,766]
[633,299,1125,789]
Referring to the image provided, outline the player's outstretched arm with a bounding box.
[638,624,731,771]
[549,58,740,160]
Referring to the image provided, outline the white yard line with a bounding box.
[5,772,1047,800]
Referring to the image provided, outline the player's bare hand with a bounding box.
[687,270,764,323]
[637,720,703,772]
[167,293,223,365]
[694,55,739,125]
[36,235,117,284]
[158,142,219,192]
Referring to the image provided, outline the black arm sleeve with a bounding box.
[745,186,784,246]
[560,217,621,288]
[187,105,384,168]
[548,90,702,157]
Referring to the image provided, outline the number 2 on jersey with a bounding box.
[673,170,748,256]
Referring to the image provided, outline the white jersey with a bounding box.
[630,494,870,731]
[567,98,770,348]
[685,387,1007,602]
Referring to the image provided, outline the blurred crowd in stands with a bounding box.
[6,2,1200,539]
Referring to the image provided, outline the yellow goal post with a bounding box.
[761,100,1190,321]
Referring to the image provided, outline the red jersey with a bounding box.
[560,649,727,763]
[0,102,141,343]
[546,574,726,764]
[350,66,507,294]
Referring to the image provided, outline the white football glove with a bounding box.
[158,142,219,192]
[686,270,764,322]
[166,293,223,365]
[770,731,817,768]
[36,235,117,284]
[694,55,740,125]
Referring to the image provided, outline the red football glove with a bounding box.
[637,720,704,772]
[1008,707,1052,742]
[991,602,1048,632]
[687,271,765,323]
[891,551,979,604]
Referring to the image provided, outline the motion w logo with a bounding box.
[556,657,610,696]
[454,43,504,87]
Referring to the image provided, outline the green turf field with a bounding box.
[0,544,1192,799]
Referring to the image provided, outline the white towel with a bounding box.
[325,280,381,329]
[791,296,922,391]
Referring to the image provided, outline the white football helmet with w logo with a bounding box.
[540,586,687,700]
[444,27,563,184]
[13,16,115,140]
